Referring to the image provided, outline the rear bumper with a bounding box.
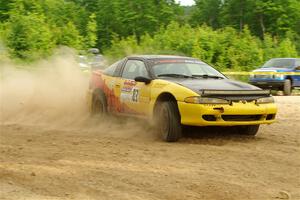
[177,101,277,126]
[249,80,285,89]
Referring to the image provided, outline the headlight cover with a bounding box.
[256,96,275,104]
[184,96,229,104]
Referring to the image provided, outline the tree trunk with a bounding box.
[259,14,266,39]
[239,0,244,32]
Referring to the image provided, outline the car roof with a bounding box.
[270,58,299,60]
[127,55,195,60]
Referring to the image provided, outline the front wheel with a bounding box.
[283,79,292,96]
[236,125,260,136]
[155,101,182,142]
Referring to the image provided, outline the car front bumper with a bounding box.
[177,101,277,126]
[249,80,285,89]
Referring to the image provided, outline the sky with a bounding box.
[176,0,195,6]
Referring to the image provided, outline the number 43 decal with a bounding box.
[132,89,139,102]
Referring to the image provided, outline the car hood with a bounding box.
[161,77,260,94]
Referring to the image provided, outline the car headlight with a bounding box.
[184,97,229,104]
[274,74,284,79]
[256,96,274,104]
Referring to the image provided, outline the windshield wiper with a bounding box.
[192,74,224,79]
[157,74,194,78]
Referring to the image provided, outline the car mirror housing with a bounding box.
[134,76,152,84]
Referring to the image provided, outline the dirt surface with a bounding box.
[0,96,299,200]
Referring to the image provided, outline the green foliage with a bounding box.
[104,35,139,59]
[276,38,298,58]
[95,0,181,49]
[57,21,83,49]
[0,0,13,21]
[0,0,298,69]
[4,12,54,60]
[85,13,97,48]
[154,22,197,56]
[0,0,86,60]
[218,26,263,70]
[262,34,279,61]
[191,0,300,40]
[106,22,298,70]
[191,0,222,29]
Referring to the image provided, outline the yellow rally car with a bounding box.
[87,55,277,142]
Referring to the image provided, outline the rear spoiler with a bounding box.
[200,90,271,97]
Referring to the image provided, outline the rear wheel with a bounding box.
[91,91,107,117]
[156,101,182,142]
[236,125,260,136]
[283,79,292,96]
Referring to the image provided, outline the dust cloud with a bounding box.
[0,49,149,138]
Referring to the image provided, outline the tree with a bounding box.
[220,0,300,39]
[95,0,181,49]
[57,21,83,49]
[276,38,298,58]
[220,0,254,32]
[85,13,97,48]
[5,12,54,60]
[0,0,299,62]
[190,0,222,29]
[0,0,14,21]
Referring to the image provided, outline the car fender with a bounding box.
[148,79,199,117]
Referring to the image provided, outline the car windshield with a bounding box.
[152,60,226,79]
[78,56,88,64]
[262,59,294,68]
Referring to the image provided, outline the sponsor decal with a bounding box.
[120,92,132,102]
[124,80,137,86]
[120,87,140,103]
[132,88,139,102]
[120,80,140,103]
[122,80,137,92]
[92,74,141,114]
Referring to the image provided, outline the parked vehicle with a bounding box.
[78,48,105,71]
[87,55,277,142]
[249,58,300,95]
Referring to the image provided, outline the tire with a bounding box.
[283,79,292,96]
[91,91,107,117]
[155,101,182,142]
[236,125,260,136]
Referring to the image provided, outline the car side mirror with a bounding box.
[134,76,152,84]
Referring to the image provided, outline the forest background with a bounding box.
[0,0,299,71]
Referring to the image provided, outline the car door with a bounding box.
[119,59,151,115]
[101,59,124,113]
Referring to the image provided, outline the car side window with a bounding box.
[103,61,120,76]
[296,60,300,69]
[122,60,149,80]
